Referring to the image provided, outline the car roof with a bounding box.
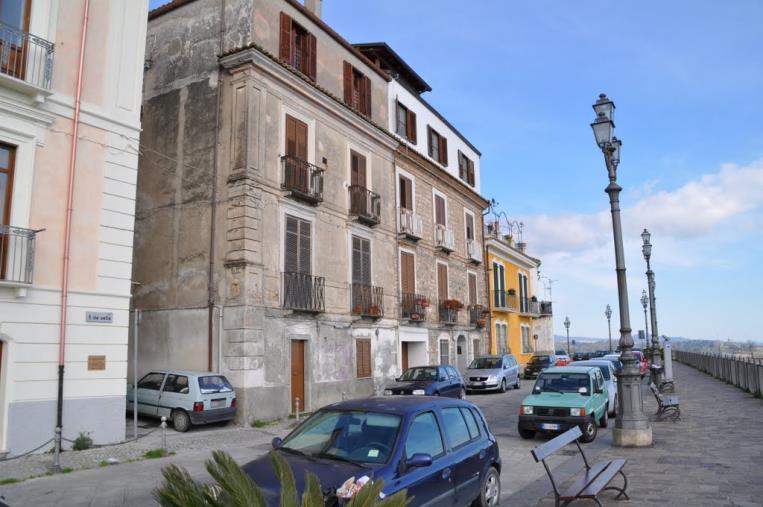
[572,360,614,367]
[324,396,475,414]
[542,366,597,375]
[146,370,226,377]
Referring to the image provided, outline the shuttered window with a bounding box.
[400,251,415,294]
[434,194,446,226]
[439,341,449,366]
[458,151,475,187]
[343,61,372,116]
[399,175,413,210]
[493,263,505,307]
[279,13,316,80]
[285,115,308,160]
[437,263,449,301]
[468,272,477,306]
[356,339,372,378]
[352,236,371,285]
[396,101,417,144]
[285,215,311,274]
[350,150,366,187]
[428,127,448,165]
[519,273,528,312]
[465,212,474,240]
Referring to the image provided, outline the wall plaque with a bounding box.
[88,355,106,371]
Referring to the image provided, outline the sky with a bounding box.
[149,1,763,342]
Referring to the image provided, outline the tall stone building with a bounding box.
[134,0,488,422]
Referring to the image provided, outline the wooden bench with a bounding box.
[649,382,680,421]
[531,426,629,506]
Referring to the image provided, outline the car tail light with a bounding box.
[193,402,204,412]
[231,398,237,408]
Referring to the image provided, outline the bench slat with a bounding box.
[558,461,611,500]
[531,426,583,462]
[570,459,627,499]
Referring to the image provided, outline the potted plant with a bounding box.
[475,317,487,328]
[508,289,516,296]
[414,296,430,308]
[442,299,464,310]
[352,304,362,315]
[531,296,538,302]
[368,305,382,317]
[409,312,423,321]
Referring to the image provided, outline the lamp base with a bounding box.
[613,426,652,447]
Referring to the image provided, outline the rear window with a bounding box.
[198,375,234,394]
[530,355,550,364]
[441,407,471,448]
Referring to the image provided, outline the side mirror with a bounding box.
[595,387,604,394]
[271,437,283,449]
[406,453,433,468]
[578,387,589,395]
[395,377,401,382]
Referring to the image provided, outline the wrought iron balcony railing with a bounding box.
[398,208,422,240]
[519,297,540,316]
[438,300,461,325]
[0,21,54,89]
[434,224,455,252]
[540,301,553,316]
[469,305,486,327]
[0,225,38,284]
[493,291,518,312]
[351,283,384,318]
[282,272,325,312]
[401,292,428,322]
[281,155,324,204]
[349,185,381,226]
[466,239,483,263]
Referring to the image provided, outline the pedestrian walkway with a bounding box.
[526,361,763,506]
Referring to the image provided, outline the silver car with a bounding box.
[127,370,237,432]
[570,360,618,415]
[465,354,521,393]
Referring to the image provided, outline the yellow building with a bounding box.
[484,224,554,366]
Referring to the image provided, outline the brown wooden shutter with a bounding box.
[458,151,465,180]
[351,151,366,187]
[299,219,311,274]
[352,236,361,283]
[363,75,372,116]
[306,32,316,80]
[466,213,474,240]
[468,272,477,306]
[437,264,448,300]
[399,175,413,210]
[435,195,446,226]
[467,159,475,186]
[279,13,292,62]
[352,236,370,285]
[400,252,415,294]
[407,110,417,144]
[285,115,296,157]
[295,120,307,160]
[439,136,448,165]
[285,215,299,273]
[343,61,353,106]
[356,339,371,378]
[427,126,434,158]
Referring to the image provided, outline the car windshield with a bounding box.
[534,373,590,393]
[399,367,438,381]
[280,410,401,464]
[468,357,501,369]
[577,363,610,380]
[529,355,550,364]
[198,375,234,394]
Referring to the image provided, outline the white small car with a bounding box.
[127,370,237,432]
[569,360,618,415]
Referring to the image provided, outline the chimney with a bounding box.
[517,242,527,253]
[305,0,322,18]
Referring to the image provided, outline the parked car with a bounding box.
[592,350,609,358]
[554,350,571,366]
[602,353,624,372]
[383,365,466,398]
[465,354,520,393]
[242,396,502,507]
[523,354,557,379]
[632,350,649,376]
[127,370,237,432]
[569,360,618,415]
[517,366,610,443]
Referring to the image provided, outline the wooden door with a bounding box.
[0,0,31,80]
[290,340,305,414]
[285,115,308,192]
[0,143,15,280]
[400,251,415,294]
[401,342,409,372]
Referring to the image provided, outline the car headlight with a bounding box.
[487,375,497,383]
[521,405,533,415]
[412,389,426,395]
[570,408,586,417]
[383,389,393,396]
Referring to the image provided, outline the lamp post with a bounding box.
[641,229,661,382]
[640,290,649,351]
[591,93,651,446]
[605,304,613,352]
[564,316,571,355]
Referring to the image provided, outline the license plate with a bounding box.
[541,423,560,431]
[211,399,225,409]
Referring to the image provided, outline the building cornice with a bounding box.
[486,237,540,269]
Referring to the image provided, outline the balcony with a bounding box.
[349,185,381,226]
[434,224,455,253]
[0,22,54,93]
[401,292,428,322]
[282,272,325,312]
[281,155,324,205]
[466,239,483,264]
[468,305,486,327]
[438,300,462,325]
[492,291,518,312]
[519,297,540,316]
[0,225,38,285]
[540,301,553,316]
[351,283,384,318]
[398,208,422,240]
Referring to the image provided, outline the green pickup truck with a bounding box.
[517,366,609,443]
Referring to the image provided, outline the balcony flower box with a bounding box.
[367,305,382,317]
[442,299,464,310]
[414,297,430,308]
[475,318,487,328]
[409,312,424,322]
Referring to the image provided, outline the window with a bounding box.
[464,211,475,241]
[439,340,450,365]
[351,236,371,285]
[0,143,16,225]
[405,412,444,459]
[198,375,234,393]
[343,61,371,116]
[285,114,308,160]
[445,365,459,380]
[460,407,481,439]
[521,326,532,354]
[285,215,311,274]
[396,100,417,143]
[356,339,372,378]
[400,250,415,294]
[350,150,367,188]
[398,174,413,211]
[437,263,449,301]
[519,273,529,312]
[441,407,471,449]
[279,13,316,80]
[495,323,508,354]
[427,127,448,165]
[163,374,189,393]
[468,272,477,306]
[137,372,165,391]
[434,193,446,226]
[458,151,475,187]
[473,339,480,357]
[493,263,506,307]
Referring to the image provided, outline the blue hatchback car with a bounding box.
[241,397,501,506]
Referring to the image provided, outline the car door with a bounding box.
[508,356,519,384]
[441,406,485,505]
[158,373,190,418]
[134,372,166,417]
[593,370,608,416]
[445,366,462,397]
[395,410,455,506]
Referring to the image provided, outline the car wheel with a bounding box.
[458,388,466,399]
[472,466,501,507]
[599,406,609,428]
[433,391,440,396]
[499,379,507,393]
[171,409,191,432]
[518,427,536,439]
[579,417,597,443]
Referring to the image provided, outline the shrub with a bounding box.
[72,432,93,451]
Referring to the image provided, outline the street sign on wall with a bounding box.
[86,311,113,323]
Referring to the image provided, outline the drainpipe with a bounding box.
[481,208,492,356]
[217,305,223,372]
[54,0,90,467]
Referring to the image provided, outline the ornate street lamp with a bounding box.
[591,94,651,446]
[640,289,649,350]
[605,304,613,352]
[564,316,571,355]
[642,228,661,382]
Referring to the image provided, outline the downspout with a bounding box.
[207,0,226,371]
[56,0,90,461]
[481,209,492,355]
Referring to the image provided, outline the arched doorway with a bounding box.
[456,335,467,372]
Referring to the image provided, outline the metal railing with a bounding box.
[282,272,325,312]
[466,239,483,263]
[0,225,38,284]
[401,292,428,321]
[493,291,518,312]
[438,301,460,325]
[281,155,324,204]
[0,22,54,89]
[398,208,422,239]
[434,224,455,252]
[468,305,485,327]
[540,301,553,316]
[349,185,381,225]
[528,299,540,316]
[350,283,384,318]
[674,350,763,397]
